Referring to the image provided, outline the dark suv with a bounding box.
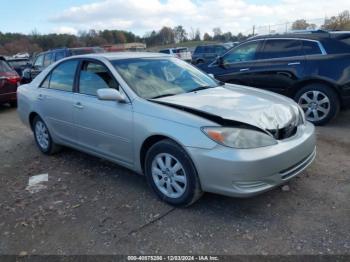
[200,31,350,125]
[22,47,104,83]
[192,44,230,65]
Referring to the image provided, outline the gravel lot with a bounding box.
[0,105,349,255]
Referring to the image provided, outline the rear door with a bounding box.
[203,46,217,62]
[73,59,134,165]
[247,39,306,95]
[36,59,78,143]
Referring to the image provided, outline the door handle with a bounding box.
[287,62,301,66]
[37,94,44,100]
[239,68,250,72]
[74,102,84,109]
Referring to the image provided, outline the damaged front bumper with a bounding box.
[186,122,316,197]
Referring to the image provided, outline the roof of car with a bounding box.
[36,46,103,55]
[196,43,227,47]
[248,31,350,41]
[75,52,170,60]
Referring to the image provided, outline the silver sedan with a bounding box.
[17,52,316,206]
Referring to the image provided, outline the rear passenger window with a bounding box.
[302,41,322,55]
[49,60,78,92]
[79,61,119,96]
[43,53,54,67]
[263,40,303,59]
[55,51,65,61]
[40,74,50,88]
[194,46,204,54]
[205,46,214,53]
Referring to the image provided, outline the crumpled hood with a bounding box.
[156,84,300,131]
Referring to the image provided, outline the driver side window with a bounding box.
[34,55,44,68]
[223,41,259,64]
[79,61,119,96]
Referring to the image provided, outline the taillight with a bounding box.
[6,76,21,85]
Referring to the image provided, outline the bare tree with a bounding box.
[291,19,317,30]
[322,10,350,30]
[173,25,187,43]
[194,29,201,41]
[203,32,212,41]
[212,27,222,37]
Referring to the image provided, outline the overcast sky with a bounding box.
[0,0,348,36]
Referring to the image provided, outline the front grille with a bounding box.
[266,124,297,140]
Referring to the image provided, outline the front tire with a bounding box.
[32,116,61,155]
[295,84,339,125]
[145,139,203,206]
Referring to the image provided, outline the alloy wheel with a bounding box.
[151,153,187,199]
[35,120,49,150]
[298,90,330,122]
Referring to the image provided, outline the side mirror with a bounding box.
[97,88,126,103]
[217,56,224,66]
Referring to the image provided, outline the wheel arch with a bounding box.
[140,135,173,173]
[139,135,190,174]
[291,78,341,103]
[28,112,40,131]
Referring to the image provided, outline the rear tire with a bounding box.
[32,116,61,155]
[144,139,203,206]
[294,84,339,125]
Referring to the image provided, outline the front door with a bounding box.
[208,40,263,86]
[246,39,306,95]
[30,54,45,80]
[73,59,134,165]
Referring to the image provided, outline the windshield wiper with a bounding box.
[188,86,214,93]
[151,93,177,99]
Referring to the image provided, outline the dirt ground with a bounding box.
[0,105,349,256]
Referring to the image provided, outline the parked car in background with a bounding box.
[159,47,192,62]
[22,47,104,83]
[17,52,315,206]
[192,44,230,65]
[200,31,350,125]
[6,57,30,76]
[0,56,20,106]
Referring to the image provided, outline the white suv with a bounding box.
[159,47,192,62]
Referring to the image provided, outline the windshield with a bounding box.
[112,57,219,99]
[0,60,13,73]
[7,60,28,68]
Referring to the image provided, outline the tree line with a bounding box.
[0,10,349,56]
[291,10,350,30]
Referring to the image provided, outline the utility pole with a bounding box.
[252,25,255,36]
